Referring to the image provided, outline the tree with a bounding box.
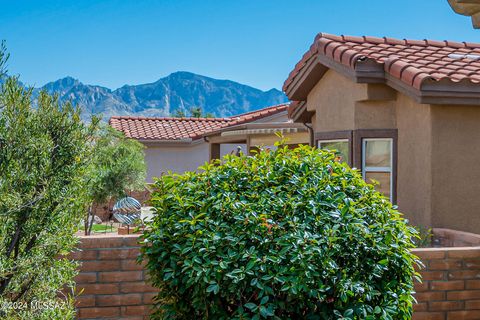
[140,143,420,319]
[172,107,215,118]
[84,125,146,235]
[190,106,202,118]
[0,44,98,318]
[173,109,186,117]
[188,106,215,118]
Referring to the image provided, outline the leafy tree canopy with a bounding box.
[83,125,146,234]
[86,125,146,204]
[0,42,98,319]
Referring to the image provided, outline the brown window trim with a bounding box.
[315,129,398,204]
[315,131,353,167]
[354,129,398,204]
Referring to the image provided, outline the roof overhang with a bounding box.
[285,55,384,101]
[138,138,205,147]
[221,126,306,137]
[204,122,308,138]
[288,101,314,123]
[286,54,480,122]
[449,0,480,28]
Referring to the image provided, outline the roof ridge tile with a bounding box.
[446,40,466,48]
[405,39,427,46]
[343,35,364,43]
[425,39,447,47]
[322,33,344,42]
[384,37,406,46]
[363,36,385,44]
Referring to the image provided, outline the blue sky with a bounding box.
[1,0,478,91]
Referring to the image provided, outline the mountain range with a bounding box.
[31,71,288,121]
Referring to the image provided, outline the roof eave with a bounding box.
[204,121,305,137]
[138,138,204,147]
[289,101,315,123]
[284,57,329,101]
[448,0,480,28]
[286,53,480,118]
[285,54,386,122]
[385,74,480,105]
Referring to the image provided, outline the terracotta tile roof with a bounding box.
[109,104,289,141]
[284,32,480,94]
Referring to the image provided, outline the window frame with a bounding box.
[314,129,397,203]
[315,131,353,167]
[361,138,394,202]
[354,129,398,204]
[317,139,350,164]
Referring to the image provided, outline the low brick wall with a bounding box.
[72,234,480,320]
[73,234,157,320]
[433,228,480,247]
[412,247,480,320]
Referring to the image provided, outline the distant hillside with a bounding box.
[32,72,288,121]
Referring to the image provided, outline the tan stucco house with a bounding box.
[284,33,480,233]
[110,104,309,182]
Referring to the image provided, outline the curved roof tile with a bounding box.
[283,33,480,95]
[109,104,289,141]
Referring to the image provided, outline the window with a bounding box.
[318,139,350,164]
[316,129,397,202]
[362,138,393,201]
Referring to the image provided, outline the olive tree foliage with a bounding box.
[84,125,146,235]
[141,143,420,320]
[0,43,98,319]
[173,106,214,118]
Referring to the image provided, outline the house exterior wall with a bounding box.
[430,105,480,233]
[355,100,396,129]
[303,69,480,233]
[395,93,432,228]
[144,142,242,182]
[141,112,290,182]
[144,143,207,181]
[306,71,359,132]
[306,71,397,131]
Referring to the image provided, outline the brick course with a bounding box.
[412,247,480,320]
[74,235,156,320]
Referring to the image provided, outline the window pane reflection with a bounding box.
[365,140,391,167]
[365,171,391,199]
[318,140,349,164]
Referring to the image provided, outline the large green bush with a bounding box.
[141,144,420,320]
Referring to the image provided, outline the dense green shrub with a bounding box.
[141,143,420,320]
[0,45,98,319]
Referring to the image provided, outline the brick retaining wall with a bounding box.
[73,234,157,320]
[412,247,480,320]
[73,234,480,320]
